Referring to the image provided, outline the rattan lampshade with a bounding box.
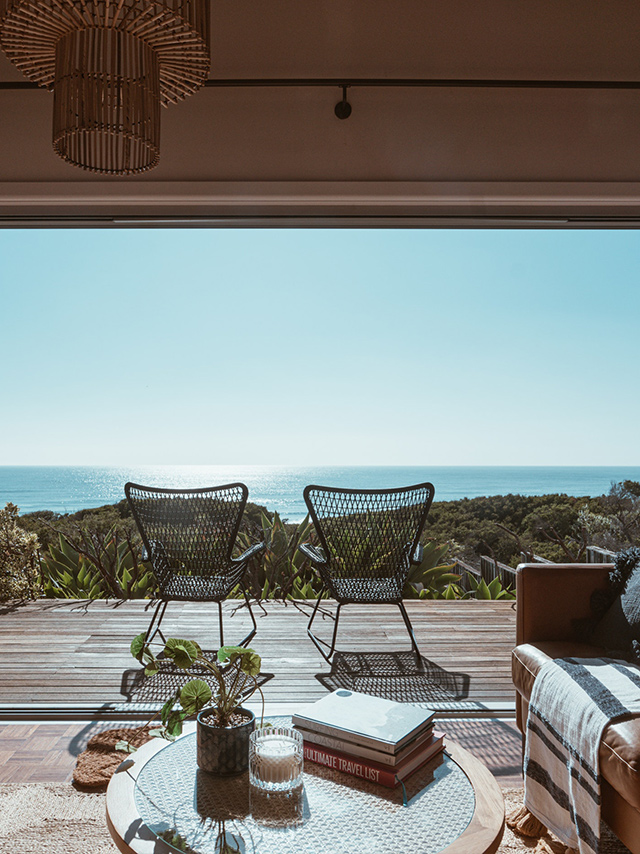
[0,0,210,175]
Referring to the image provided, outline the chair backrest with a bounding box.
[303,482,435,582]
[125,482,248,580]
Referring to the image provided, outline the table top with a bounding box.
[106,720,504,854]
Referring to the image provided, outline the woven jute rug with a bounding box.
[0,785,631,854]
[0,783,118,854]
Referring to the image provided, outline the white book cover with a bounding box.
[292,689,435,754]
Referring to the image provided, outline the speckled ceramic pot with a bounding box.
[196,707,255,776]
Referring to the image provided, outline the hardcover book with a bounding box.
[295,720,434,766]
[292,689,435,754]
[303,731,446,788]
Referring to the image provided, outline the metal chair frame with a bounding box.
[299,482,435,663]
[125,482,264,649]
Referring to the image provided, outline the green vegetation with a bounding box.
[237,510,323,600]
[0,503,40,601]
[402,541,461,599]
[425,481,640,567]
[41,528,156,599]
[4,480,640,603]
[126,638,262,737]
[465,575,516,600]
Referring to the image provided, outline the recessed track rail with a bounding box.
[2,215,640,230]
[0,702,515,722]
[2,77,640,91]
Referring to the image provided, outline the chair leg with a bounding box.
[145,600,168,645]
[239,588,258,648]
[397,601,421,661]
[218,601,225,648]
[217,591,257,650]
[307,596,341,663]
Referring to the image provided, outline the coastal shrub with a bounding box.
[0,503,41,601]
[402,541,462,599]
[41,526,155,599]
[238,513,464,602]
[578,480,640,552]
[463,574,516,601]
[20,499,271,555]
[425,492,604,566]
[19,499,139,554]
[17,482,640,600]
[237,511,323,600]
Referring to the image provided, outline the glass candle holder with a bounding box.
[249,726,303,792]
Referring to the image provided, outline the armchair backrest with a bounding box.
[303,482,435,581]
[125,482,248,578]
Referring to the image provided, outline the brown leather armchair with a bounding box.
[512,563,640,854]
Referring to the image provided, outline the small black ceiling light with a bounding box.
[335,85,352,119]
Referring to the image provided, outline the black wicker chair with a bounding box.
[299,482,435,662]
[125,482,264,648]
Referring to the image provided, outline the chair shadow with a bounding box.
[120,649,273,704]
[316,651,470,704]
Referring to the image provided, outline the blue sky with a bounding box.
[1,228,638,465]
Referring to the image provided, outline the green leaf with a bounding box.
[59,536,80,563]
[218,646,261,677]
[163,638,200,669]
[165,709,187,738]
[88,582,103,599]
[115,740,137,753]
[148,727,168,739]
[179,679,212,715]
[217,645,243,663]
[475,579,491,599]
[240,649,261,676]
[161,693,179,724]
[487,578,501,596]
[442,583,458,599]
[130,633,148,662]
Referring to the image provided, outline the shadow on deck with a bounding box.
[317,651,470,703]
[0,598,516,717]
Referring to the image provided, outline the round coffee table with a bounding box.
[106,721,504,854]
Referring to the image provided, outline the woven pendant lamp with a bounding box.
[0,0,210,175]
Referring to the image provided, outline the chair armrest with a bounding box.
[298,543,327,567]
[516,562,612,646]
[411,543,424,565]
[231,542,266,565]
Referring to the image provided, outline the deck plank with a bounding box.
[0,598,516,709]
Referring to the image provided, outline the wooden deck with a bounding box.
[0,598,516,714]
[0,598,522,786]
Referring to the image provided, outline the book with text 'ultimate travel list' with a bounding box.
[295,720,434,766]
[292,689,435,755]
[303,730,446,788]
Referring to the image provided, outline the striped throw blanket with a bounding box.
[524,657,640,854]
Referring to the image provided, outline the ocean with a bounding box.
[2,465,640,522]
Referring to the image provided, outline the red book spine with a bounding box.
[303,742,400,788]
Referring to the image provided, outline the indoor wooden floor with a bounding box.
[0,598,522,786]
[0,717,523,787]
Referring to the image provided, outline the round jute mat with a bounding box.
[0,785,631,854]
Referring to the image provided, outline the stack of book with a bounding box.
[292,689,445,789]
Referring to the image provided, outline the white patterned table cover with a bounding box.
[133,718,476,854]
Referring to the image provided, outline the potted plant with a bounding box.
[123,633,264,776]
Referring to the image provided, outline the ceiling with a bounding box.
[1,0,640,225]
